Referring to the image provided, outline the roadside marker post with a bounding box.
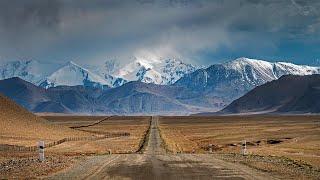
[38,141,45,162]
[209,144,213,153]
[241,140,247,155]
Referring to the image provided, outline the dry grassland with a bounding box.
[159,116,320,169]
[0,116,150,178]
[43,116,151,154]
[0,95,90,147]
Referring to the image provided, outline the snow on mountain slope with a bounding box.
[39,61,111,88]
[113,57,160,82]
[111,57,196,85]
[0,57,196,88]
[225,57,320,86]
[175,57,320,110]
[273,62,320,77]
[103,74,127,87]
[177,57,320,89]
[0,60,61,85]
[158,59,197,84]
[224,58,276,85]
[3,57,318,92]
[85,61,127,87]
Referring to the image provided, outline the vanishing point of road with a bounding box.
[48,116,275,180]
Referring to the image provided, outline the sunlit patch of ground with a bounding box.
[159,115,320,178]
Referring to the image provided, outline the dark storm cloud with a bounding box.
[0,0,319,64]
[0,0,61,29]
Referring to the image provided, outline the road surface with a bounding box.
[47,117,274,180]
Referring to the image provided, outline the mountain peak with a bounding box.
[232,57,269,64]
[0,60,62,85]
[111,57,196,85]
[234,57,251,61]
[65,60,79,67]
[39,60,111,89]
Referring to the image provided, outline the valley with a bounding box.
[0,115,319,179]
[2,1,320,179]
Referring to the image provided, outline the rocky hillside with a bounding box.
[220,74,320,114]
[175,57,320,109]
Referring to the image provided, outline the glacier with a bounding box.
[39,61,112,89]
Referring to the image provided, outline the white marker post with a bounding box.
[241,140,247,155]
[209,144,213,153]
[38,141,45,162]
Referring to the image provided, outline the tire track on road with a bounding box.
[83,155,121,180]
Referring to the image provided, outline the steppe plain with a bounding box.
[0,115,319,179]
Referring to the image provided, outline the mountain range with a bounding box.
[175,58,320,108]
[0,60,61,85]
[0,57,196,88]
[0,77,211,115]
[0,57,319,114]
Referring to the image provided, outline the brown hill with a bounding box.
[220,74,320,114]
[0,93,88,146]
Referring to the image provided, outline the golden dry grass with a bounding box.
[0,95,90,146]
[159,116,320,168]
[43,116,151,154]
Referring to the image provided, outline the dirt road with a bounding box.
[47,117,275,180]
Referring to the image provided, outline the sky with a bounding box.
[0,0,319,66]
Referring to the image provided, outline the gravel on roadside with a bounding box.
[0,153,82,179]
[215,153,320,180]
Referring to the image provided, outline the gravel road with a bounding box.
[47,117,275,180]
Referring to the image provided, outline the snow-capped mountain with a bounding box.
[1,57,320,115]
[159,59,198,84]
[84,61,127,88]
[218,57,320,86]
[0,57,196,88]
[108,57,197,85]
[176,57,320,88]
[0,60,61,85]
[39,61,111,89]
[175,57,320,109]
